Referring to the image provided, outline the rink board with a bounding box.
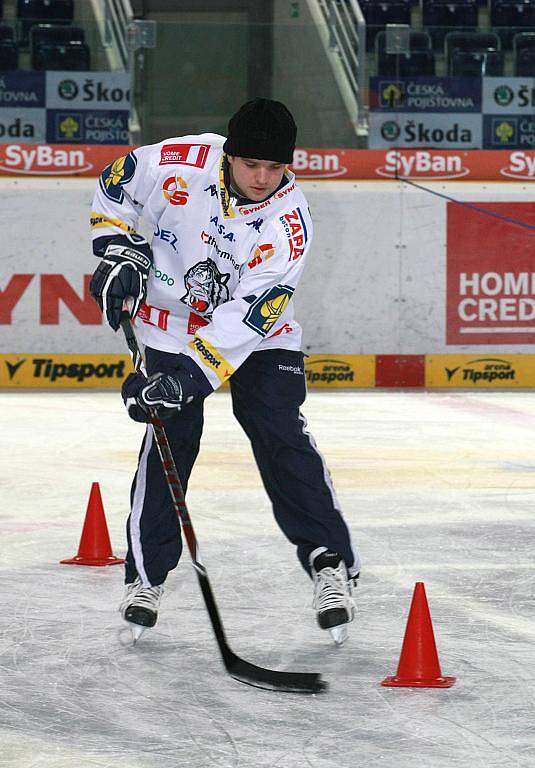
[3,352,535,389]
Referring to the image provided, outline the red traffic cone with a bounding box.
[60,482,125,566]
[381,582,455,688]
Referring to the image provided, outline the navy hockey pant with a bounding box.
[125,347,359,586]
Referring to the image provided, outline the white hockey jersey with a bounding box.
[90,133,313,393]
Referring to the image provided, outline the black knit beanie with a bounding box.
[223,98,297,164]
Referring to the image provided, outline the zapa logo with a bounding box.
[279,207,308,261]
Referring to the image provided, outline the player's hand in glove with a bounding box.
[90,233,153,331]
[122,369,201,423]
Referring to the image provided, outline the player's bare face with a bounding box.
[228,157,286,202]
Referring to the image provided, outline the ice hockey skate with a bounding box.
[119,577,164,643]
[310,550,355,646]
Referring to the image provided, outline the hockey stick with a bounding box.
[120,312,326,694]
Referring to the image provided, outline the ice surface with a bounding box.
[1,390,534,767]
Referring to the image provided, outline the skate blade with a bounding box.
[329,624,349,646]
[118,622,149,646]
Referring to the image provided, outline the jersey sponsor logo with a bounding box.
[136,303,170,331]
[188,336,235,383]
[151,265,175,286]
[159,143,210,168]
[181,259,230,316]
[219,155,236,219]
[247,243,275,270]
[268,321,293,338]
[279,207,308,261]
[240,199,271,216]
[243,284,294,337]
[187,312,210,335]
[99,152,137,203]
[162,174,189,206]
[90,212,137,234]
[209,215,235,241]
[245,217,263,232]
[200,231,239,271]
[204,183,218,197]
[154,224,178,251]
[238,181,294,217]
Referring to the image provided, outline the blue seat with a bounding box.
[422,0,479,50]
[33,40,90,70]
[30,23,84,68]
[490,0,535,49]
[378,47,436,74]
[376,30,435,74]
[359,0,412,51]
[17,0,74,44]
[0,40,18,69]
[514,31,535,71]
[516,45,535,72]
[449,48,505,74]
[0,24,15,40]
[445,30,501,68]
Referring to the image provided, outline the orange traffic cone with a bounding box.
[381,582,455,688]
[60,482,125,566]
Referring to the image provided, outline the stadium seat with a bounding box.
[422,0,479,50]
[17,0,74,44]
[0,24,15,41]
[490,0,535,49]
[0,40,18,69]
[33,40,90,70]
[376,30,435,74]
[449,48,505,74]
[358,0,412,51]
[516,45,535,72]
[514,31,535,71]
[445,30,501,68]
[30,23,85,68]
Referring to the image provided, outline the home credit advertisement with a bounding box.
[0,144,534,181]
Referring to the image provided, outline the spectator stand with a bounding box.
[365,0,535,77]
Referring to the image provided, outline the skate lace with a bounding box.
[312,566,352,612]
[132,584,163,610]
[121,579,163,612]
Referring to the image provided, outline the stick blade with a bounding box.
[226,654,327,694]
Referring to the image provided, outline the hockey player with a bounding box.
[89,98,361,645]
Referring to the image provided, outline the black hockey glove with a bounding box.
[121,369,201,423]
[90,233,153,331]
